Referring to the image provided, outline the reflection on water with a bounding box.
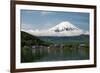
[31,44,89,62]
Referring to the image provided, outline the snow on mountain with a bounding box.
[49,21,79,31]
[48,21,83,32]
[23,21,86,36]
[47,21,84,36]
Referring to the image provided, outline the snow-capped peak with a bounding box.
[48,21,81,32]
[23,21,85,36]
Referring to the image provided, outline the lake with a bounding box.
[31,35,89,62]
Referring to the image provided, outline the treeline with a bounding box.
[21,31,51,47]
[21,31,51,62]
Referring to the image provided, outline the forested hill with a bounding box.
[21,31,51,47]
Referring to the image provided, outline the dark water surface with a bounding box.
[32,44,89,62]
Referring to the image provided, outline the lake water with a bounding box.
[32,44,89,62]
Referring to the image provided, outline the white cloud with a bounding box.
[21,23,38,30]
[22,29,83,36]
[84,31,89,35]
[21,21,88,36]
[41,11,51,15]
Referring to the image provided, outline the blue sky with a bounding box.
[21,10,89,31]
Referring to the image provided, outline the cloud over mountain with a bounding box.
[22,21,88,36]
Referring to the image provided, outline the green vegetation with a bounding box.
[21,46,33,62]
[21,31,51,62]
[21,31,89,62]
[21,31,51,47]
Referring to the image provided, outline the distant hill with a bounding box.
[38,35,89,44]
[21,31,51,47]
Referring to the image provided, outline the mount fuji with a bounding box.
[23,21,87,36]
[49,21,80,31]
[48,21,83,36]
